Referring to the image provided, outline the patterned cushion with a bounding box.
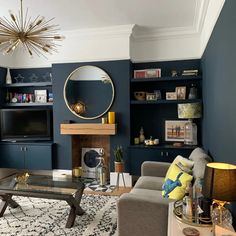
[162,163,193,200]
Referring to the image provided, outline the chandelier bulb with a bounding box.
[8,10,16,22]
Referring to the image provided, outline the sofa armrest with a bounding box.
[141,161,170,177]
[117,193,169,236]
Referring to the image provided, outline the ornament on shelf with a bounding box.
[139,127,145,143]
[5,68,12,84]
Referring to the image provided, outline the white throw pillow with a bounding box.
[174,155,194,169]
[189,147,212,179]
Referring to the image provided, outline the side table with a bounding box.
[115,172,126,189]
[168,202,213,236]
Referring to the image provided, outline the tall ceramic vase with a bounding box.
[6,68,12,84]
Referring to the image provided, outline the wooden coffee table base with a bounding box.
[0,194,19,217]
[65,187,85,228]
[0,187,85,228]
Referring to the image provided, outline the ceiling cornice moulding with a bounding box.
[62,24,134,39]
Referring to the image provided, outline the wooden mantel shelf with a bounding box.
[60,123,117,135]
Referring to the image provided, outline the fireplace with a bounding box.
[60,123,116,177]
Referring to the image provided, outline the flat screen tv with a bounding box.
[0,108,52,142]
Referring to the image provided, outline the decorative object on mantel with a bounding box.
[108,111,115,124]
[203,162,236,233]
[0,0,64,57]
[101,117,108,124]
[5,68,12,84]
[178,103,202,145]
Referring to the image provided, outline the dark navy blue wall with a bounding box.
[202,0,236,224]
[52,60,130,170]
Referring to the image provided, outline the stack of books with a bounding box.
[182,70,198,76]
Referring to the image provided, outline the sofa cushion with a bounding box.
[135,176,164,191]
[130,188,171,205]
[162,163,193,200]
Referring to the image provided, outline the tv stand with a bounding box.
[0,142,53,170]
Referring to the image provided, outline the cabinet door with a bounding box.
[0,145,24,169]
[160,149,193,160]
[129,148,193,176]
[24,145,52,170]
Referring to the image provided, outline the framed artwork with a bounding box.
[34,89,47,103]
[146,93,157,101]
[166,92,177,100]
[165,120,188,142]
[176,86,186,100]
[154,90,162,99]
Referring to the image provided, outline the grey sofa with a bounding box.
[117,148,211,236]
[117,161,171,236]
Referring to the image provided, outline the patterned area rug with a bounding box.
[0,194,118,236]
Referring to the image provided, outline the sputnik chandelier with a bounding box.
[0,0,64,57]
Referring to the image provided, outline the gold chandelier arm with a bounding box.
[0,17,18,34]
[0,0,64,57]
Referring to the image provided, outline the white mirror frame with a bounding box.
[63,65,115,120]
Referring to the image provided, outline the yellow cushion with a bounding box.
[162,163,193,200]
[165,155,193,178]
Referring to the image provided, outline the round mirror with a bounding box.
[64,66,115,120]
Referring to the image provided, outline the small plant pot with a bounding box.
[114,162,124,173]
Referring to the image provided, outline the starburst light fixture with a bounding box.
[0,0,64,57]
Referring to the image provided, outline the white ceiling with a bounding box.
[0,0,199,31]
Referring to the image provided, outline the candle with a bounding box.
[108,112,115,124]
[73,167,82,177]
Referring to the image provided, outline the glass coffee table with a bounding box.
[0,173,85,228]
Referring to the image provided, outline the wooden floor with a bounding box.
[84,187,132,196]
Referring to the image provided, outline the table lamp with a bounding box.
[202,162,236,230]
[178,102,202,145]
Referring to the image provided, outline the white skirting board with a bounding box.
[110,172,132,187]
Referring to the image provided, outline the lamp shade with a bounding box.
[202,163,236,202]
[178,103,202,119]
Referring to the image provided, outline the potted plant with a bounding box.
[113,145,124,173]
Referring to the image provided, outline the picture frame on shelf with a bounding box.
[154,90,162,100]
[146,93,157,101]
[165,120,188,142]
[34,89,47,103]
[166,92,177,100]
[176,86,186,100]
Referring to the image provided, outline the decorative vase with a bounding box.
[114,162,124,173]
[139,127,145,143]
[6,68,12,84]
[96,157,107,186]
